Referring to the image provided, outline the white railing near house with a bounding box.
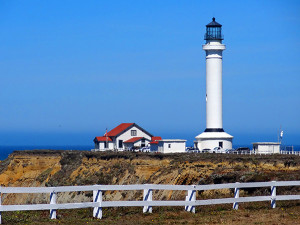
[188,150,300,156]
[0,181,300,224]
[280,150,300,155]
[229,150,300,156]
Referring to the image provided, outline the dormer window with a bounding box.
[131,130,137,136]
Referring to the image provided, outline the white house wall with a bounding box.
[158,142,163,153]
[255,144,280,154]
[96,142,114,151]
[158,141,186,153]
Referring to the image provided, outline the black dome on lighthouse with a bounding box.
[206,17,222,27]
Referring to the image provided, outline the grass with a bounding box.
[2,201,300,224]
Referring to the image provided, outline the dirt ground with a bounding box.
[2,201,300,224]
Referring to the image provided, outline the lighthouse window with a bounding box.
[168,144,171,148]
[206,27,222,40]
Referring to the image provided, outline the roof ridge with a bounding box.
[106,123,135,137]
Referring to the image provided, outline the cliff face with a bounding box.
[0,154,61,186]
[1,150,300,205]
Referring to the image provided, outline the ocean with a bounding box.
[0,145,299,161]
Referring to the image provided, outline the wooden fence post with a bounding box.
[143,188,152,213]
[233,182,240,210]
[271,181,276,209]
[185,185,196,213]
[93,189,102,219]
[50,191,57,219]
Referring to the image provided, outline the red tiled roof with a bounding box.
[95,136,112,142]
[151,136,162,141]
[124,137,143,143]
[150,136,162,144]
[106,123,134,137]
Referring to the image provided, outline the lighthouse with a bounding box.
[195,18,233,151]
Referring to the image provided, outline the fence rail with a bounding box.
[0,181,300,223]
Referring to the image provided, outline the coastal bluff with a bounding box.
[0,150,300,205]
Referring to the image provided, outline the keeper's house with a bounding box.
[93,123,153,151]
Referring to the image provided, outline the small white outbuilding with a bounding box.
[252,142,281,154]
[158,139,186,153]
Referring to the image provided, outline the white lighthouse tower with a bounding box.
[195,18,233,151]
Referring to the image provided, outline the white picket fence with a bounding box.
[0,181,300,223]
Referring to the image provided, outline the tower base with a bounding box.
[194,131,233,150]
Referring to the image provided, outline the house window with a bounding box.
[119,140,123,148]
[104,142,108,148]
[131,130,137,136]
[219,142,223,148]
[168,144,171,148]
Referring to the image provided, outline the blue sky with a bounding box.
[0,0,299,146]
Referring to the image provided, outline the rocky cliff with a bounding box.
[1,150,300,205]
